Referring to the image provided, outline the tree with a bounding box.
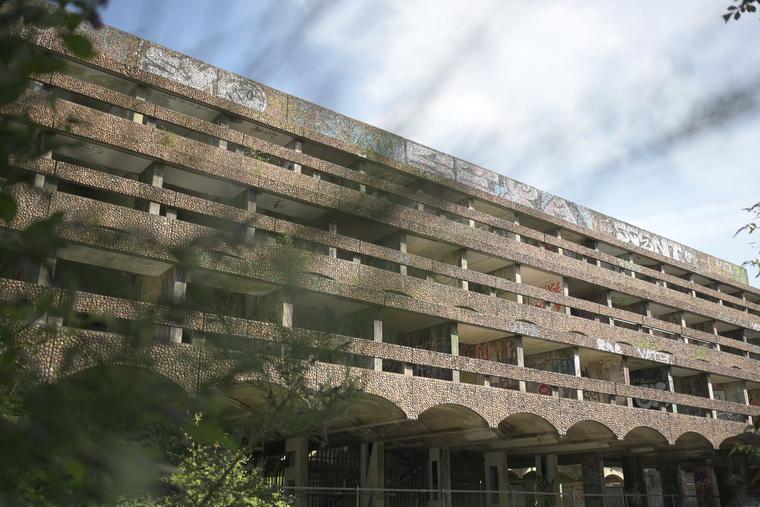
[1,2,360,505]
[723,0,760,23]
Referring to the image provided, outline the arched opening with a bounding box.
[565,420,616,443]
[499,412,559,438]
[623,426,669,447]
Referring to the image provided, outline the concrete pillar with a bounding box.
[285,436,308,506]
[165,268,186,344]
[622,456,649,507]
[131,85,147,125]
[396,231,408,275]
[361,442,384,507]
[706,374,718,419]
[573,347,583,400]
[449,323,460,383]
[561,277,571,315]
[644,302,654,335]
[552,229,564,256]
[659,463,683,507]
[581,457,605,507]
[666,366,677,414]
[464,198,476,228]
[622,357,633,407]
[535,454,559,494]
[508,264,523,304]
[286,139,303,173]
[237,187,257,244]
[742,381,753,425]
[356,161,367,194]
[429,448,451,507]
[458,250,468,291]
[484,451,509,507]
[515,335,526,392]
[372,310,383,372]
[656,265,668,289]
[215,115,229,150]
[22,256,60,325]
[139,164,164,215]
[328,220,337,258]
[513,214,522,243]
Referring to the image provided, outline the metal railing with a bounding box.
[279,486,728,507]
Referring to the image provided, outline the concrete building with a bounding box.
[5,22,760,507]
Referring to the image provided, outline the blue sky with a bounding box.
[102,1,760,286]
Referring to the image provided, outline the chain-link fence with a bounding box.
[279,486,728,507]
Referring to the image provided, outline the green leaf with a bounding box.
[0,192,17,223]
[62,33,95,59]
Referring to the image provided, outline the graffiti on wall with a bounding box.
[140,47,267,113]
[131,37,748,284]
[400,324,450,380]
[630,368,670,410]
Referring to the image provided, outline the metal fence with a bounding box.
[279,486,727,507]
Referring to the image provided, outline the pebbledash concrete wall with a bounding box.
[65,23,747,286]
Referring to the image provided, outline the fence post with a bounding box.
[355,485,360,507]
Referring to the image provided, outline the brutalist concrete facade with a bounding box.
[5,21,760,506]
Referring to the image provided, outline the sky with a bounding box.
[101,0,760,286]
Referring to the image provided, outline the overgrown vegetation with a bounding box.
[0,1,358,505]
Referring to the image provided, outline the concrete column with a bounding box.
[656,265,668,289]
[742,381,753,425]
[622,357,633,407]
[535,454,559,495]
[429,448,451,507]
[706,374,717,419]
[285,436,308,506]
[458,250,468,291]
[22,256,60,325]
[573,347,583,400]
[622,456,649,507]
[582,457,605,507]
[328,221,337,258]
[666,366,677,414]
[644,302,654,335]
[286,139,303,173]
[396,231,408,275]
[508,264,523,305]
[403,363,414,376]
[515,336,526,392]
[131,85,147,125]
[449,323,460,383]
[361,442,384,507]
[356,161,367,194]
[686,273,697,297]
[372,310,383,372]
[237,187,257,244]
[484,451,509,507]
[282,295,294,329]
[215,115,229,150]
[166,268,186,344]
[513,214,522,243]
[659,463,684,507]
[587,240,602,267]
[561,277,571,315]
[464,198,476,228]
[553,229,564,256]
[139,164,164,215]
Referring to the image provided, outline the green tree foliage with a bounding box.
[0,1,359,505]
[723,0,759,23]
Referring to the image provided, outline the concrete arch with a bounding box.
[565,419,618,442]
[623,426,669,447]
[718,435,744,450]
[499,412,560,438]
[417,403,490,432]
[674,431,713,450]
